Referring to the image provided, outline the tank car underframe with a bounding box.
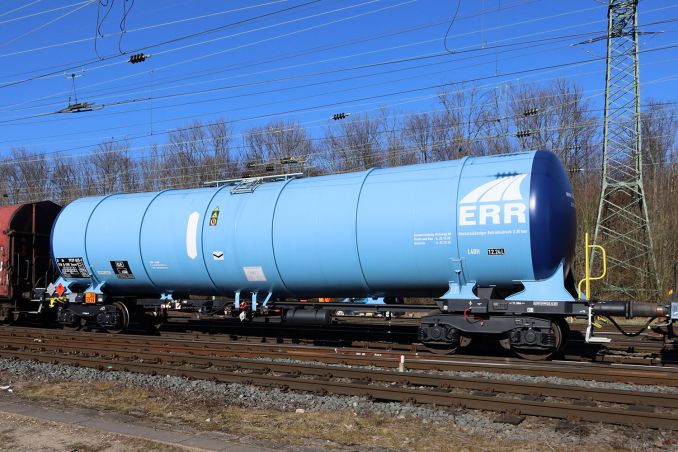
[419,298,671,359]
[416,299,586,359]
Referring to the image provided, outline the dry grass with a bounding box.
[7,379,615,451]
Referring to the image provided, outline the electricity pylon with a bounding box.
[592,0,659,299]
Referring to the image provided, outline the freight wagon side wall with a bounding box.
[0,205,22,299]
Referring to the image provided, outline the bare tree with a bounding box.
[508,79,599,170]
[6,148,49,202]
[50,153,83,204]
[243,120,314,176]
[403,112,434,164]
[82,139,136,195]
[206,118,235,180]
[435,85,496,158]
[163,122,207,188]
[642,99,677,172]
[323,114,383,172]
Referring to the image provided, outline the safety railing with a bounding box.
[578,232,607,300]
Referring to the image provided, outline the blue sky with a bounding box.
[0,0,675,158]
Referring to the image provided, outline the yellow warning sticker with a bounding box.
[209,206,220,226]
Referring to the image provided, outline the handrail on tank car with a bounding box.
[203,172,303,188]
[578,232,607,300]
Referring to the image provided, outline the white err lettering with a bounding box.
[459,202,527,226]
[459,206,475,226]
[504,202,527,224]
[479,205,500,225]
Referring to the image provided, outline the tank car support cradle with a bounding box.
[505,262,576,302]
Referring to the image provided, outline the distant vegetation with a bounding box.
[1,79,675,297]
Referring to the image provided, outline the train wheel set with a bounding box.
[0,151,676,360]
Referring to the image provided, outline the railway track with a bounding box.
[1,326,678,430]
[1,326,677,385]
[153,314,678,365]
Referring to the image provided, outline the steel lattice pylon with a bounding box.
[592,0,659,299]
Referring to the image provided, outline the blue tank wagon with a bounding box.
[47,150,674,358]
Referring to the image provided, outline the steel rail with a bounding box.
[2,338,678,409]
[1,347,677,430]
[1,327,677,386]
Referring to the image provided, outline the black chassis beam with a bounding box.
[420,312,552,336]
[422,299,587,337]
[436,299,589,317]
[60,303,117,319]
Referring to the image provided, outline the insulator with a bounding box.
[129,53,149,64]
[523,108,538,116]
[515,130,532,138]
[332,112,348,120]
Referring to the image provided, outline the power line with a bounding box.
[0,1,94,48]
[0,0,617,107]
[0,0,87,24]
[1,40,675,132]
[1,52,675,161]
[1,25,619,117]
[0,0,325,90]
[42,0,537,108]
[1,78,675,172]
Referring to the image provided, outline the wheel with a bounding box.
[424,343,459,355]
[423,333,470,355]
[554,317,570,354]
[144,310,166,332]
[62,317,86,332]
[0,305,12,324]
[104,302,130,334]
[512,320,563,361]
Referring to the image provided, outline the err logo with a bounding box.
[459,174,527,226]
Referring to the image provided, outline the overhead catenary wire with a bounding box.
[18,0,535,108]
[0,0,88,25]
[5,8,676,120]
[0,0,325,90]
[0,23,628,117]
[0,0,95,48]
[6,4,675,131]
[1,1,676,164]
[0,0,44,19]
[3,78,676,189]
[1,40,675,137]
[1,50,676,161]
[0,0,292,64]
[1,72,675,172]
[2,0,618,109]
[3,0,418,98]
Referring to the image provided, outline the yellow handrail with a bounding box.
[577,232,607,300]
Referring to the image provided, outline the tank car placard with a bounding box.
[56,257,90,278]
[110,260,135,279]
[243,266,266,282]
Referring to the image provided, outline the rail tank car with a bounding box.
[40,149,678,358]
[52,150,576,303]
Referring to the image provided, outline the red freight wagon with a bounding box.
[0,201,61,322]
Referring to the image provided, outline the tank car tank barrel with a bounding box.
[50,150,578,302]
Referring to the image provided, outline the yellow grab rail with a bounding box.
[577,232,607,300]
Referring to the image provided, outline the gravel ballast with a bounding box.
[0,357,677,451]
